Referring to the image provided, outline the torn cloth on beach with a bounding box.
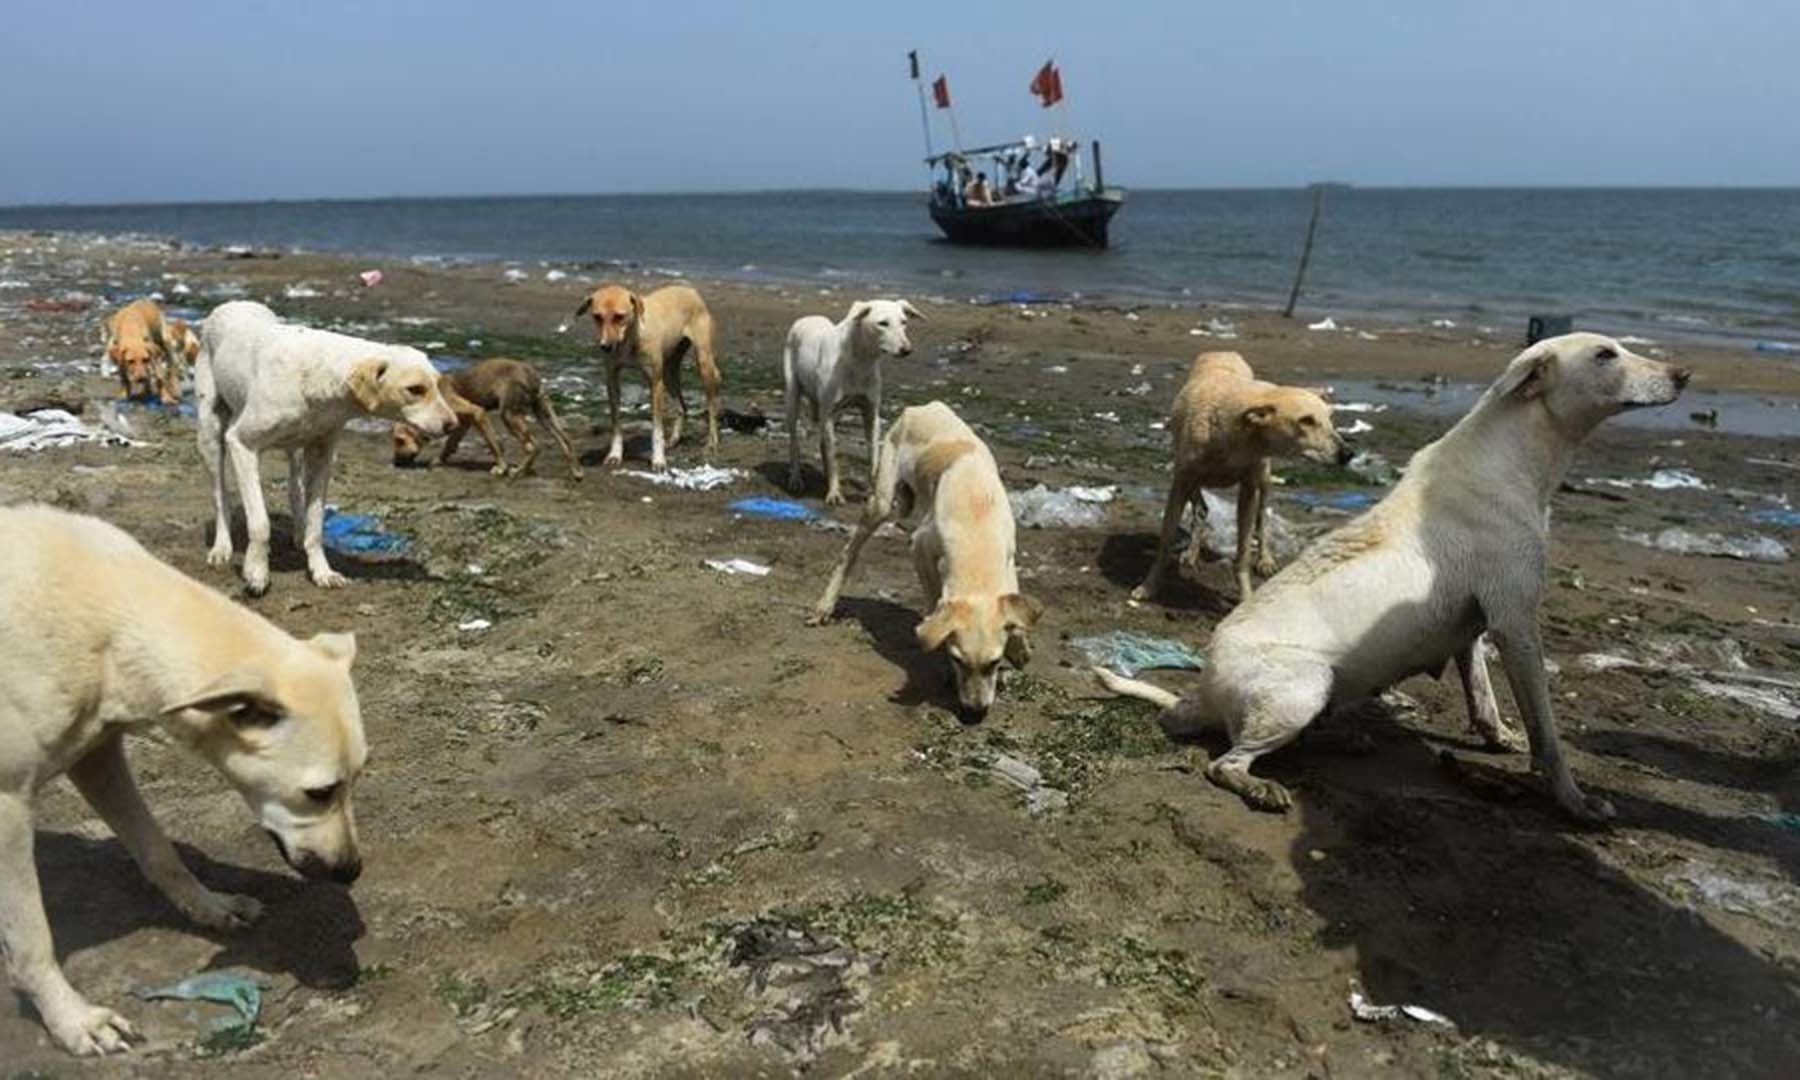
[0,409,139,452]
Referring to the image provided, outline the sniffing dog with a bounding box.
[101,299,178,403]
[783,298,924,505]
[575,283,721,471]
[1134,351,1351,602]
[197,301,456,594]
[0,506,366,1055]
[809,401,1043,720]
[1097,334,1690,821]
[392,358,583,479]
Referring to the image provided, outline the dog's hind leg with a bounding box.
[0,792,136,1055]
[67,734,262,931]
[692,315,723,457]
[299,437,346,588]
[861,397,881,500]
[663,347,689,450]
[783,340,805,493]
[1207,669,1329,812]
[1134,468,1195,601]
[502,409,538,477]
[820,404,843,506]
[1456,635,1524,752]
[196,400,235,568]
[286,448,307,552]
[467,407,508,475]
[533,391,583,480]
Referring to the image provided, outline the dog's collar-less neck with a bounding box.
[1458,399,1582,509]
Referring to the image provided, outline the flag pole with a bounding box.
[909,50,934,167]
[947,100,964,154]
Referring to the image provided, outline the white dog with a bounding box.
[0,506,367,1056]
[196,301,455,594]
[1097,333,1690,821]
[784,298,924,505]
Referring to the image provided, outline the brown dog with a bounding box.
[575,283,721,471]
[101,299,178,403]
[1134,351,1352,603]
[392,359,583,479]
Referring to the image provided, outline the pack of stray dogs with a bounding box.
[3,284,1689,1055]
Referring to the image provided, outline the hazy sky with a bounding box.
[3,0,1796,204]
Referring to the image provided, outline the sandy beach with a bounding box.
[2,229,1798,1076]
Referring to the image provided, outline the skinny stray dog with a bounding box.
[1096,333,1689,821]
[101,298,178,403]
[0,506,366,1056]
[197,301,456,594]
[1134,351,1351,602]
[783,298,925,505]
[575,283,722,471]
[809,401,1043,719]
[392,358,583,479]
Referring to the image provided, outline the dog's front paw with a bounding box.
[1254,553,1278,578]
[823,488,845,507]
[1563,790,1616,825]
[569,467,586,481]
[48,1000,136,1056]
[805,606,835,627]
[490,463,509,476]
[1478,721,1528,754]
[603,450,623,469]
[206,543,234,568]
[243,567,270,596]
[310,568,349,589]
[649,458,669,473]
[1129,581,1154,602]
[185,889,264,932]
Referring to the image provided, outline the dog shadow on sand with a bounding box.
[207,513,430,587]
[1095,531,1236,617]
[831,596,957,714]
[31,832,365,992]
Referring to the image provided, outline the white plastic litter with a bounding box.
[1010,484,1115,529]
[1340,419,1373,436]
[544,269,568,282]
[0,409,139,452]
[503,267,529,282]
[457,618,492,632]
[1333,402,1387,414]
[704,557,771,577]
[1429,318,1457,329]
[1618,527,1790,564]
[1307,317,1338,332]
[1357,331,1379,341]
[617,465,746,491]
[1348,990,1453,1027]
[1593,468,1707,491]
[284,284,322,299]
[1192,490,1303,562]
[1667,861,1798,928]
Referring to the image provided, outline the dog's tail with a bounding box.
[1090,666,1181,709]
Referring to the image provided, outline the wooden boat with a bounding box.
[925,139,1125,248]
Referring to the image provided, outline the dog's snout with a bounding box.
[1335,442,1356,466]
[898,344,913,357]
[1671,366,1693,389]
[328,855,363,885]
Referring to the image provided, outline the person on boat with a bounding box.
[1047,138,1072,187]
[963,171,994,207]
[1015,157,1041,200]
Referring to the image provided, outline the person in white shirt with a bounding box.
[1016,160,1040,199]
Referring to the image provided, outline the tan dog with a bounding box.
[0,506,367,1056]
[1098,334,1690,820]
[575,283,722,471]
[163,316,201,400]
[392,358,583,479]
[809,401,1043,719]
[1134,351,1351,602]
[101,299,178,403]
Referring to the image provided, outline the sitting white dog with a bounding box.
[783,298,924,505]
[197,301,455,595]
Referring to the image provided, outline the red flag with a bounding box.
[1029,60,1063,107]
[931,75,951,109]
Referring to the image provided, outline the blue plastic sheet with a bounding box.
[1748,507,1800,529]
[1290,490,1377,511]
[728,496,817,522]
[133,971,266,1034]
[322,509,409,556]
[1073,631,1205,677]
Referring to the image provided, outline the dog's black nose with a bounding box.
[329,856,363,885]
[899,346,913,357]
[1672,366,1693,388]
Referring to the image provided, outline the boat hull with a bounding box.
[929,191,1124,248]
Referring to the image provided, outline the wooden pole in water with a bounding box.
[1282,184,1325,319]
[1092,140,1105,195]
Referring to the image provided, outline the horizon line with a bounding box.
[4,183,1799,212]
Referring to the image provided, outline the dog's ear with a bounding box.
[575,295,594,318]
[900,300,927,322]
[308,631,357,667]
[162,667,284,728]
[106,342,122,364]
[347,358,388,411]
[1240,403,1278,428]
[916,599,969,652]
[999,593,1042,668]
[1495,345,1555,401]
[1299,384,1334,402]
[846,301,872,324]
[630,292,645,322]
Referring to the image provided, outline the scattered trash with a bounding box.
[1760,812,1800,832]
[1182,489,1306,561]
[503,268,529,282]
[728,495,817,521]
[0,408,139,452]
[283,284,322,299]
[1345,451,1397,484]
[723,916,872,1060]
[1666,861,1798,928]
[1429,318,1457,329]
[321,509,409,557]
[1073,630,1205,677]
[544,269,568,282]
[618,465,746,491]
[1010,485,1115,529]
[1348,989,1453,1027]
[1333,401,1388,414]
[1618,334,1658,346]
[1576,637,1800,720]
[1290,490,1377,511]
[23,296,90,313]
[1618,527,1789,564]
[705,557,772,577]
[1356,331,1380,341]
[1339,419,1373,436]
[1747,457,1800,475]
[719,409,770,434]
[1593,468,1707,491]
[1122,381,1154,396]
[133,970,267,1036]
[1753,341,1798,354]
[988,753,1069,815]
[458,618,492,633]
[358,269,383,287]
[1691,680,1800,722]
[1748,507,1800,528]
[1307,317,1338,332]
